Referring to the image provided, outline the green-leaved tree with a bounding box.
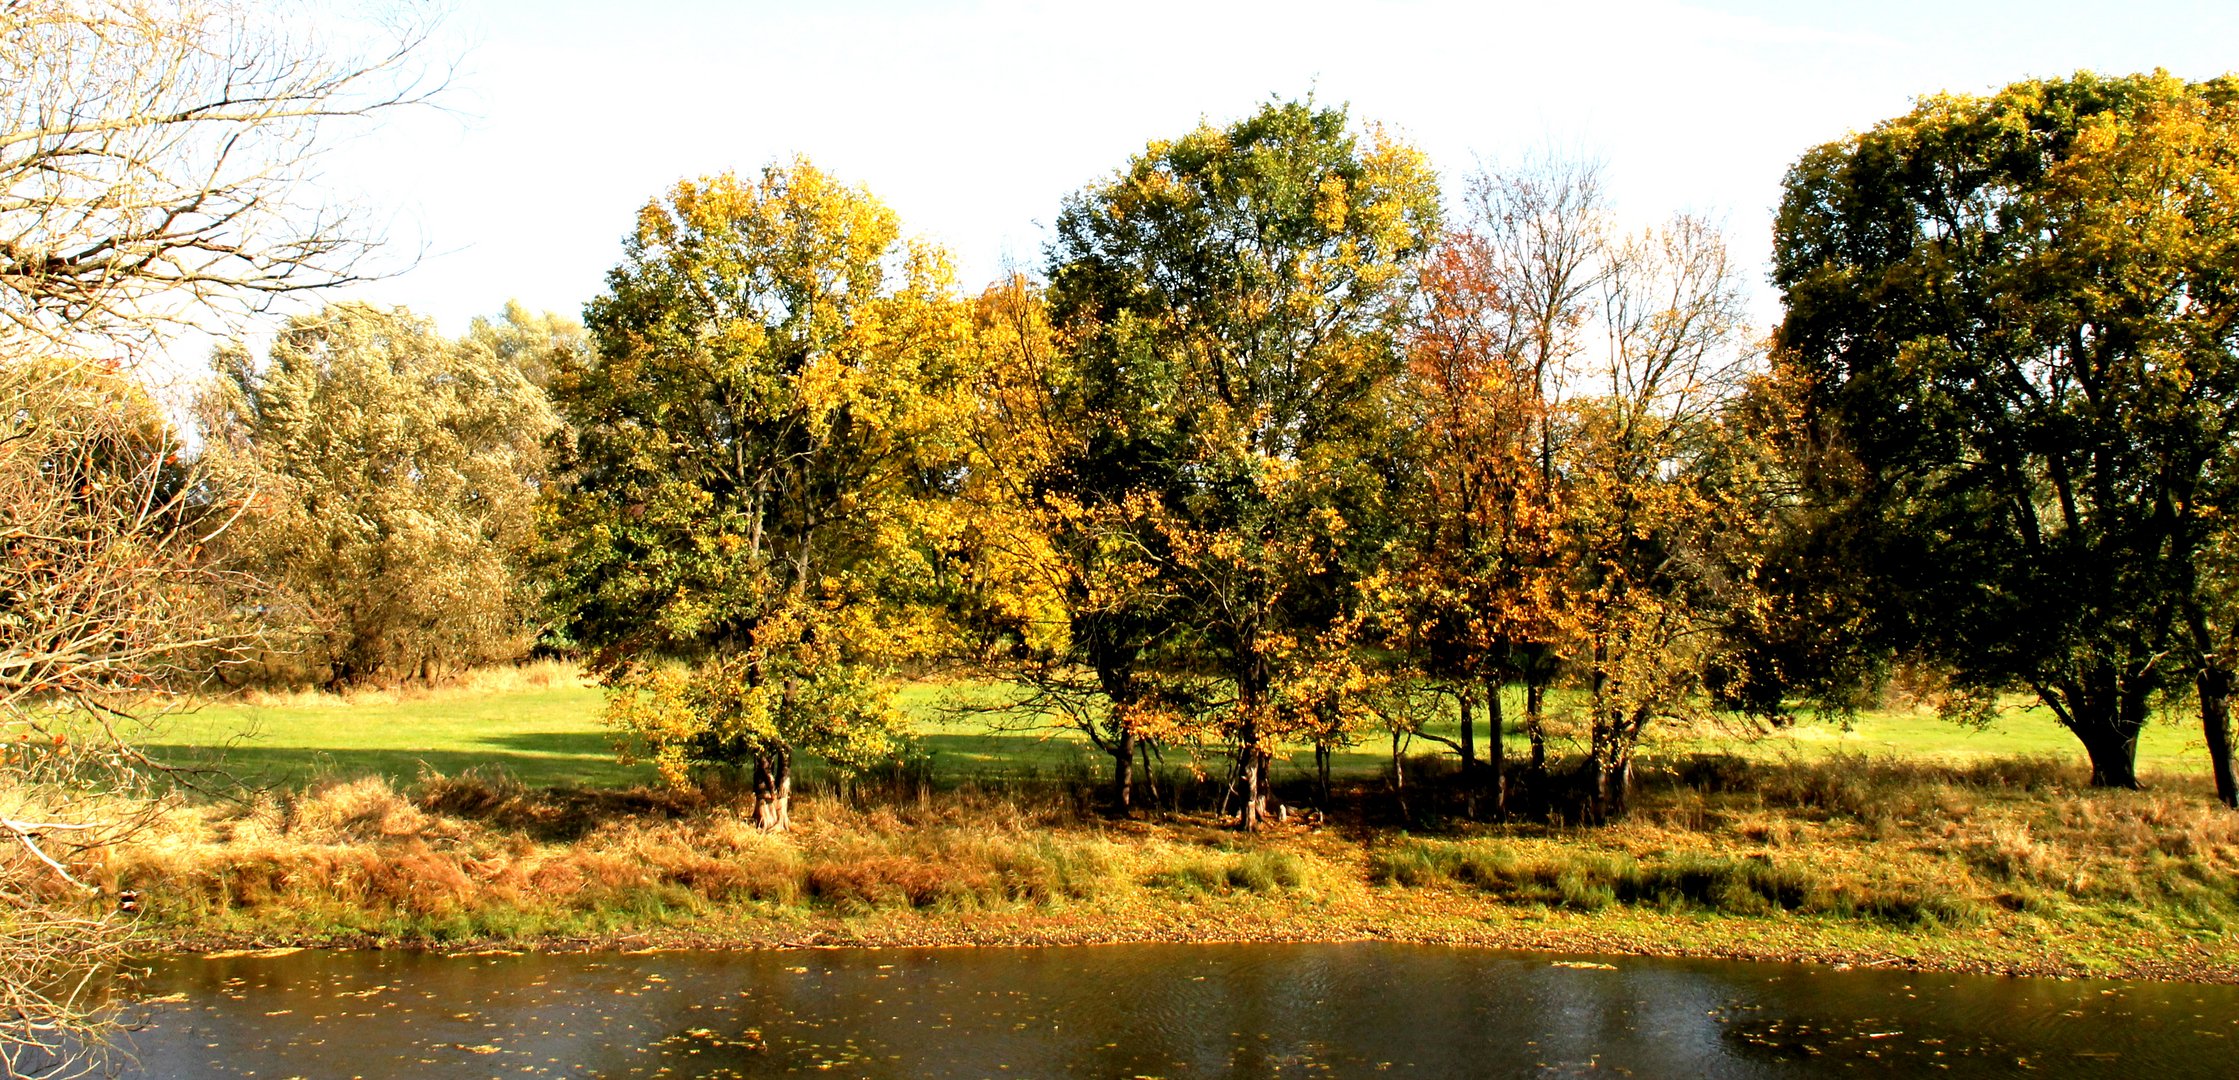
[551,162,969,830]
[1046,99,1440,828]
[1773,71,2239,791]
[200,302,560,687]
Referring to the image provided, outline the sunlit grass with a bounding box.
[147,665,2219,791]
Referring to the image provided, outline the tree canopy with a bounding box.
[551,161,972,829]
[199,302,561,687]
[1772,71,2239,789]
[1046,99,1442,827]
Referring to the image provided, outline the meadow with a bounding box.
[147,662,2220,793]
[84,664,2233,983]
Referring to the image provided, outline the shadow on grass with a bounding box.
[142,742,651,791]
[141,724,1454,798]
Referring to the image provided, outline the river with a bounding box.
[112,943,2238,1077]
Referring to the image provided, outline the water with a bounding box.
[113,943,2239,1077]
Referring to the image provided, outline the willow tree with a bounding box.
[551,162,968,830]
[1047,99,1440,828]
[1774,72,2239,790]
[199,303,559,687]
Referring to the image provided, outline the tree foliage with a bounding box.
[1046,99,1440,827]
[1773,71,2239,789]
[199,302,559,688]
[1556,216,1754,819]
[552,162,969,829]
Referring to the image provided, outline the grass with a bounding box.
[70,752,2239,981]
[88,663,2236,980]
[150,664,2222,792]
[153,664,638,789]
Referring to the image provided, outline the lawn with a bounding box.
[147,667,2222,791]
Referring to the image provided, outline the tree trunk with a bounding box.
[751,749,792,832]
[1240,748,1271,830]
[2201,664,2238,808]
[1593,754,1632,823]
[1140,741,1161,809]
[1113,726,1138,813]
[1457,692,1476,779]
[2077,725,2141,790]
[1525,679,1547,773]
[1484,677,1506,817]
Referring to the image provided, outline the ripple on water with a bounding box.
[110,943,2239,1079]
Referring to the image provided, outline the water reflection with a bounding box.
[116,942,2239,1077]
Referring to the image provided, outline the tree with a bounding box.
[1,0,440,358]
[0,1,440,1068]
[197,302,560,687]
[463,299,592,390]
[0,361,239,1074]
[1558,216,1753,819]
[1376,214,1569,814]
[1773,72,2239,790]
[1047,99,1440,828]
[552,162,968,831]
[1463,158,1611,772]
[951,273,1186,812]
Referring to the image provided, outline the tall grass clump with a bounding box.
[1370,838,1979,925]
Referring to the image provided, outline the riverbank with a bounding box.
[96,752,2239,983]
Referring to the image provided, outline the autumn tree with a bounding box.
[1463,158,1611,771]
[1559,216,1753,819]
[197,302,561,687]
[551,163,968,831]
[1377,207,1574,811]
[951,274,1187,811]
[1047,99,1440,828]
[1773,72,2239,790]
[463,299,591,390]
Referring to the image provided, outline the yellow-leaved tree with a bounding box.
[550,162,971,830]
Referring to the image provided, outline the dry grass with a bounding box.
[108,769,1265,941]
[1374,753,2239,934]
[80,751,2239,960]
[224,659,588,709]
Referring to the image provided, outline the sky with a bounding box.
[291,0,2239,344]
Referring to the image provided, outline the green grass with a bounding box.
[151,681,640,789]
[148,672,2221,791]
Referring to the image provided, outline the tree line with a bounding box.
[7,3,2232,1068]
[134,75,2239,831]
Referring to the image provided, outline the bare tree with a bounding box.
[0,2,443,1070]
[0,361,246,1077]
[1,0,443,358]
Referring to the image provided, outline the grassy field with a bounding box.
[147,663,2222,791]
[114,748,2239,981]
[92,664,2239,981]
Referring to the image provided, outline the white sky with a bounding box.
[297,0,2239,341]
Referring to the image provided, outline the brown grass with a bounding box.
[78,751,2239,974]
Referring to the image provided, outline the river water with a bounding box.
[112,943,2237,1077]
